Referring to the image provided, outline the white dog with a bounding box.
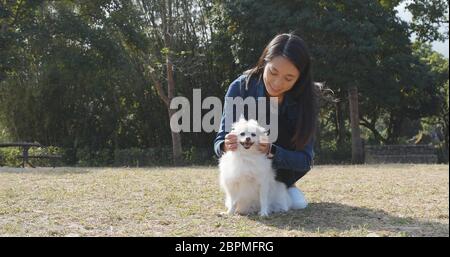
[219,118,292,216]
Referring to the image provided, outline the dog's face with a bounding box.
[231,118,267,152]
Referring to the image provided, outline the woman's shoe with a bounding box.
[288,186,308,209]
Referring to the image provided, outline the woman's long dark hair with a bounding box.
[244,33,319,150]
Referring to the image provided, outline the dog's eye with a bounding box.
[240,132,245,136]
[251,133,256,137]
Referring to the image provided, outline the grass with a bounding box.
[0,164,448,237]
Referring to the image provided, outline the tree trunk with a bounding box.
[335,101,346,145]
[158,0,182,166]
[386,111,403,144]
[166,54,183,165]
[168,108,183,165]
[348,86,364,164]
[360,117,387,144]
[315,117,321,154]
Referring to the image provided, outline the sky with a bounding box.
[396,2,449,58]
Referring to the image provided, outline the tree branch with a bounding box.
[360,117,387,144]
[149,71,170,107]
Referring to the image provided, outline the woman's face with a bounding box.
[263,56,300,100]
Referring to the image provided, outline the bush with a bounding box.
[315,139,352,165]
[75,147,114,167]
[0,145,219,167]
[0,148,22,167]
[0,146,64,167]
[114,147,216,167]
[114,147,173,167]
[183,146,217,166]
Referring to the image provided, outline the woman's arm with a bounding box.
[271,139,314,173]
[213,75,246,157]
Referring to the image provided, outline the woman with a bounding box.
[213,33,319,209]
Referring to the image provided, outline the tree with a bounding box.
[413,42,449,162]
[379,0,449,42]
[132,0,184,165]
[133,0,218,165]
[0,1,171,157]
[407,0,449,42]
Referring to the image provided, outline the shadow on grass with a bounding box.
[247,202,448,237]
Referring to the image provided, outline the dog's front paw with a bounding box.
[226,208,236,215]
[217,211,230,217]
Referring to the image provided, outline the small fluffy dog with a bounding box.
[219,118,292,216]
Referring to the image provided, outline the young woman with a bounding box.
[214,33,319,209]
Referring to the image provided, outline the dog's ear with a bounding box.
[259,128,270,144]
[256,125,269,135]
[256,126,268,138]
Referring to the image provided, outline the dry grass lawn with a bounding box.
[0,164,448,237]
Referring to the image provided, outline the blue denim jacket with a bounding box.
[214,75,314,183]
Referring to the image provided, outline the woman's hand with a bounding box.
[258,143,271,155]
[223,133,238,152]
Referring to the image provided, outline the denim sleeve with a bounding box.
[272,139,314,173]
[213,76,245,158]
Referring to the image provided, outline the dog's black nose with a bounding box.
[245,137,251,142]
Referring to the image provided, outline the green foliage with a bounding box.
[0,0,171,150]
[315,139,353,165]
[411,43,449,162]
[378,0,449,42]
[406,0,449,42]
[378,0,403,10]
[0,120,10,142]
[0,146,64,167]
[0,146,216,167]
[0,148,22,167]
[75,147,114,167]
[73,147,216,167]
[183,146,217,165]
